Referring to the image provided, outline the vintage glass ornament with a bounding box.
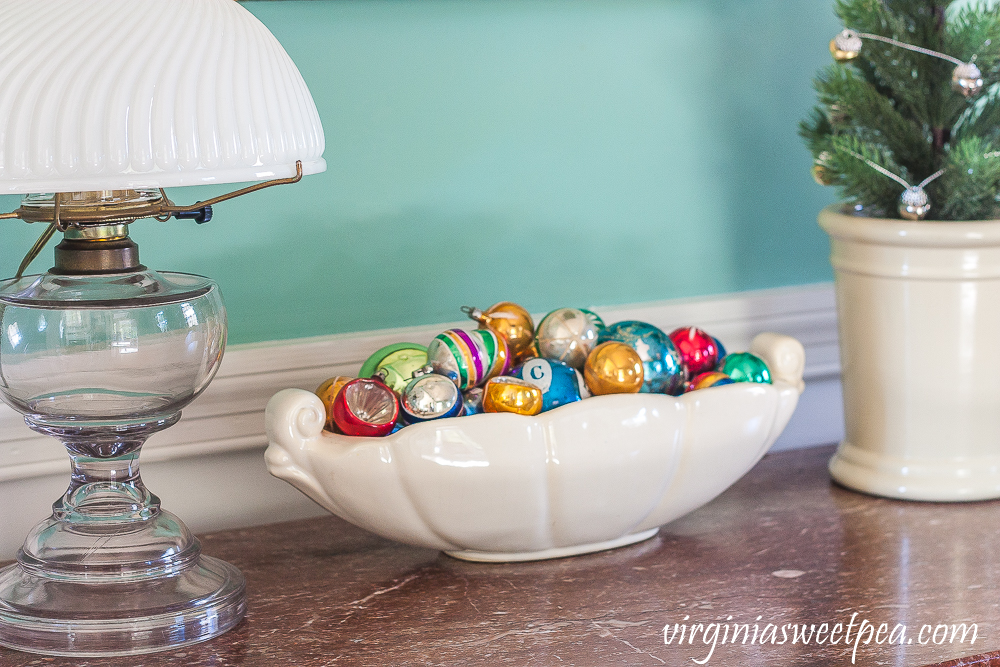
[712,337,728,366]
[669,327,719,379]
[482,377,543,416]
[462,301,536,364]
[584,342,644,395]
[845,149,943,221]
[400,369,463,423]
[427,329,501,390]
[599,321,685,395]
[536,307,600,369]
[719,352,772,385]
[315,376,353,430]
[952,62,983,97]
[332,377,400,437]
[687,371,735,392]
[359,343,427,384]
[575,368,592,398]
[511,357,582,412]
[811,163,833,186]
[899,185,931,220]
[463,387,485,415]
[830,29,862,61]
[581,308,606,334]
[811,151,838,186]
[479,327,511,381]
[366,345,429,394]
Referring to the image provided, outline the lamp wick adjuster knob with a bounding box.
[173,205,213,224]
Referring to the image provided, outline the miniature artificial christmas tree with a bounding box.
[801,0,1000,220]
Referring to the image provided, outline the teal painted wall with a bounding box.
[0,0,839,345]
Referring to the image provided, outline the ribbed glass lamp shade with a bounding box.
[0,0,326,194]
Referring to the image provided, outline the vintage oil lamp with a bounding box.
[0,0,325,656]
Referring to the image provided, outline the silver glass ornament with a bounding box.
[536,308,600,369]
[899,186,931,220]
[401,370,462,422]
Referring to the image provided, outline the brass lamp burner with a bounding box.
[2,161,303,277]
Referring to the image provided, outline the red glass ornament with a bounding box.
[332,377,399,437]
[668,327,718,379]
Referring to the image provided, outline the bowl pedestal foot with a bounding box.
[444,528,660,563]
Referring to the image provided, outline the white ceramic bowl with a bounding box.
[264,332,805,562]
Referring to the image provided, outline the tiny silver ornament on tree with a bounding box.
[952,62,983,97]
[830,29,862,61]
[899,186,931,220]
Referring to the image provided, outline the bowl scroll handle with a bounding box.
[264,388,336,508]
[749,332,805,394]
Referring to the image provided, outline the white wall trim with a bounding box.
[0,283,841,482]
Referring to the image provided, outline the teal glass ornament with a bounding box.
[598,320,685,395]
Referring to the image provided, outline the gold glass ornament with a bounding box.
[898,185,931,220]
[584,342,644,395]
[952,62,983,98]
[811,163,835,186]
[482,377,543,416]
[316,376,354,430]
[830,29,862,61]
[812,151,835,186]
[846,150,943,221]
[463,302,536,364]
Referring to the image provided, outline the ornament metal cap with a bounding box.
[411,364,435,378]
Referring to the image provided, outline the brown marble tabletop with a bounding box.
[2,445,1000,667]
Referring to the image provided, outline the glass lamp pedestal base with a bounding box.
[0,417,247,657]
[0,551,246,657]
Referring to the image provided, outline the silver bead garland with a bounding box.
[830,29,983,97]
[846,150,944,220]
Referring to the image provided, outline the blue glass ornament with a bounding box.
[462,387,484,415]
[712,337,727,367]
[598,321,685,395]
[511,357,582,412]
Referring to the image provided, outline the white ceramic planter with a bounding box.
[264,332,804,562]
[821,205,1000,501]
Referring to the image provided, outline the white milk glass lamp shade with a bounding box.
[0,0,325,657]
[0,0,326,194]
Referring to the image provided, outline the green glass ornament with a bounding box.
[359,343,428,394]
[719,352,772,384]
